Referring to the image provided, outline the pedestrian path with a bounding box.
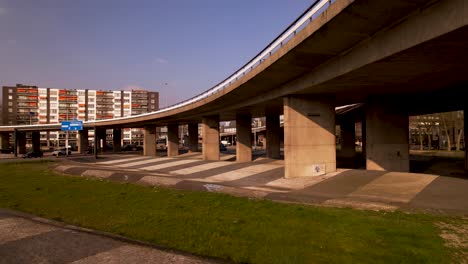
[60,154,468,215]
[0,209,218,264]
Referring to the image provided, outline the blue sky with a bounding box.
[0,0,313,107]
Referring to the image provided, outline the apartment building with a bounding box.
[2,84,159,148]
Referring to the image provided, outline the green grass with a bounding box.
[0,160,460,263]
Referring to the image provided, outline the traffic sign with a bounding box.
[61,120,83,131]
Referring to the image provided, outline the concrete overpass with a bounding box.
[1,0,467,177]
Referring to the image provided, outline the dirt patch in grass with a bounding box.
[437,219,468,263]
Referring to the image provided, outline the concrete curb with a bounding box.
[0,208,227,264]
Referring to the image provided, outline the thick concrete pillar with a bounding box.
[266,113,281,159]
[78,129,89,154]
[188,123,199,152]
[143,126,156,156]
[366,102,409,172]
[465,107,468,170]
[32,131,41,152]
[113,128,122,152]
[1,133,10,150]
[16,132,26,155]
[202,116,220,161]
[167,124,179,157]
[95,128,107,153]
[236,113,252,162]
[284,96,336,178]
[338,119,356,158]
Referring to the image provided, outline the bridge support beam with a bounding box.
[366,102,409,172]
[32,131,41,153]
[266,113,281,159]
[167,124,179,157]
[144,126,156,156]
[1,133,10,150]
[113,128,122,152]
[338,119,356,158]
[202,116,219,161]
[188,123,199,152]
[78,129,89,154]
[284,96,336,178]
[236,113,252,162]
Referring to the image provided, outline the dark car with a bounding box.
[219,143,227,151]
[122,144,143,151]
[23,150,43,158]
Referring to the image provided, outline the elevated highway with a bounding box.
[1,0,467,177]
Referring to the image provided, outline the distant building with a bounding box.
[2,84,159,148]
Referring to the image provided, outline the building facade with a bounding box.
[2,84,159,148]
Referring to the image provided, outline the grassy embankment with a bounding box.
[0,160,464,263]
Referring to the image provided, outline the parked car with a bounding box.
[156,139,167,150]
[51,148,71,156]
[219,143,227,151]
[22,150,43,158]
[122,144,143,151]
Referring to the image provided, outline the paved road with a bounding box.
[0,209,220,264]
[57,153,468,216]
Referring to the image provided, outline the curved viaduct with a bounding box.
[2,0,468,177]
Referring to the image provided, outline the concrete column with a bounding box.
[0,133,10,150]
[338,119,356,158]
[113,128,122,152]
[143,126,156,156]
[266,113,281,159]
[167,124,179,157]
[465,107,468,170]
[283,96,336,178]
[202,116,220,161]
[188,123,199,152]
[78,129,89,154]
[32,131,41,152]
[366,102,409,172]
[16,132,26,155]
[236,113,252,162]
[95,128,107,153]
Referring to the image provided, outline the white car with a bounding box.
[52,148,72,156]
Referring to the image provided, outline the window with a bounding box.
[151,99,155,103]
[9,88,13,93]
[51,109,57,113]
[50,103,57,108]
[50,91,58,95]
[40,109,47,113]
[78,91,85,96]
[88,110,94,114]
[123,99,130,103]
[8,95,12,100]
[88,98,94,102]
[8,108,12,113]
[50,97,57,101]
[123,93,130,97]
[88,104,94,108]
[8,102,12,106]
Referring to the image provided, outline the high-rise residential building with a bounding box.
[2,84,159,148]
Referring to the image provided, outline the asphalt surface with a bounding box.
[0,209,221,264]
